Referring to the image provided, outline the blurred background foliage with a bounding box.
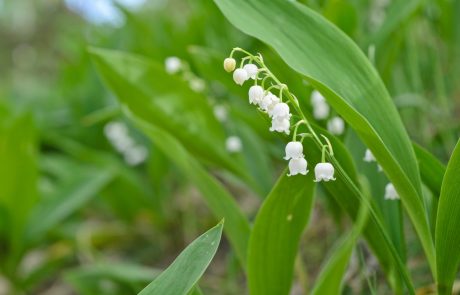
[0,0,459,294]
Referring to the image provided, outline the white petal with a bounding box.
[243,63,258,79]
[284,141,304,160]
[233,69,249,85]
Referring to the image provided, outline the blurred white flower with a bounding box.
[384,183,399,200]
[165,56,181,74]
[243,63,258,79]
[233,68,248,85]
[124,145,148,166]
[248,85,264,105]
[313,102,330,119]
[213,105,228,122]
[363,149,376,162]
[223,57,236,72]
[314,162,336,182]
[189,78,205,92]
[226,136,242,153]
[327,116,345,135]
[310,90,325,105]
[288,158,308,176]
[284,141,304,160]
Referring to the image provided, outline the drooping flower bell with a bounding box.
[243,63,258,79]
[270,117,290,134]
[363,149,376,162]
[226,136,242,153]
[223,58,236,72]
[284,141,304,160]
[260,92,280,113]
[165,56,181,74]
[233,68,249,85]
[384,183,399,200]
[270,102,291,119]
[313,102,330,119]
[288,157,308,176]
[327,116,345,135]
[248,85,264,105]
[314,162,336,182]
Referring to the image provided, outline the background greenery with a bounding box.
[0,0,459,294]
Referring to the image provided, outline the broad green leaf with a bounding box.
[435,139,460,295]
[213,0,434,275]
[127,112,250,266]
[25,157,114,244]
[138,221,223,295]
[0,111,38,268]
[311,200,368,295]
[89,48,258,192]
[247,169,315,295]
[413,143,446,198]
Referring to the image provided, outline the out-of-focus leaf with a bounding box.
[311,200,368,295]
[0,111,38,266]
[247,170,315,295]
[26,156,114,244]
[435,140,460,295]
[413,143,446,198]
[128,113,250,266]
[138,221,223,295]
[213,0,434,277]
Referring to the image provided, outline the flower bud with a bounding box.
[384,183,399,200]
[284,141,303,160]
[223,58,236,72]
[226,136,242,153]
[248,85,264,105]
[243,63,258,79]
[288,158,308,176]
[327,116,345,135]
[233,68,249,85]
[314,162,336,182]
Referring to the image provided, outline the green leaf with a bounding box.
[127,112,250,267]
[26,157,114,244]
[213,0,434,275]
[413,143,446,198]
[311,201,369,295]
[89,48,256,192]
[435,139,460,295]
[138,221,224,295]
[247,169,315,295]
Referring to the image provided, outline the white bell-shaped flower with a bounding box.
[233,68,249,85]
[310,90,325,105]
[124,145,148,166]
[165,57,181,74]
[269,117,290,134]
[384,183,399,200]
[260,92,280,113]
[223,58,236,72]
[270,102,291,119]
[243,63,258,79]
[313,101,330,119]
[226,136,242,153]
[248,85,264,105]
[327,116,345,135]
[284,141,304,160]
[363,149,376,162]
[288,158,308,176]
[314,162,336,182]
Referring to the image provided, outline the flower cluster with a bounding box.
[104,121,148,166]
[223,48,336,181]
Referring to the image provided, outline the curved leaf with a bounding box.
[213,0,434,274]
[138,221,223,295]
[413,143,446,198]
[435,139,460,295]
[247,169,315,295]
